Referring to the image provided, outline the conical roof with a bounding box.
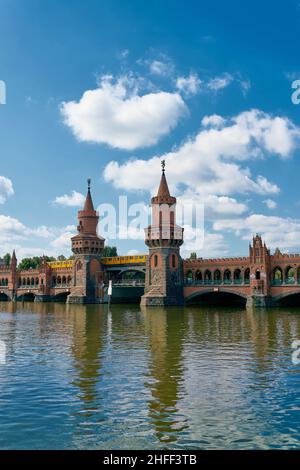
[156,171,171,198]
[83,179,95,211]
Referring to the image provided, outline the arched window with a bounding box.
[273,267,283,285]
[244,268,250,284]
[297,267,300,284]
[62,276,67,286]
[67,276,72,285]
[204,270,212,285]
[195,270,202,284]
[186,271,193,285]
[255,270,261,280]
[154,254,158,267]
[35,278,39,285]
[285,266,295,284]
[224,269,232,284]
[57,276,61,285]
[172,254,176,268]
[234,269,242,284]
[213,269,221,284]
[31,277,34,286]
[27,278,30,286]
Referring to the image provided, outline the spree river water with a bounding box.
[0,301,299,450]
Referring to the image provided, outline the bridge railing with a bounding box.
[184,279,250,287]
[106,279,145,287]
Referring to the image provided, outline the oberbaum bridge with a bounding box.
[1,165,300,308]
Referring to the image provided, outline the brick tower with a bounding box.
[247,234,271,307]
[141,161,184,306]
[67,179,105,304]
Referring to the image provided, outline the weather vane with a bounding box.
[161,160,166,173]
[87,178,91,190]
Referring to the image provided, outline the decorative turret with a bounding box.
[67,179,105,304]
[247,233,271,306]
[141,162,184,307]
[71,179,105,255]
[145,160,183,248]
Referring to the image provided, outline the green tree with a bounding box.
[18,255,56,270]
[18,257,39,270]
[57,254,66,261]
[189,252,197,260]
[101,246,118,257]
[3,253,11,266]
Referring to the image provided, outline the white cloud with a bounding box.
[104,109,298,198]
[0,215,27,242]
[176,73,202,95]
[178,192,247,220]
[54,190,85,207]
[201,114,226,128]
[182,230,228,257]
[0,214,76,259]
[0,176,14,204]
[61,75,187,150]
[50,230,76,250]
[207,73,234,91]
[213,214,300,250]
[149,60,170,76]
[239,79,251,96]
[263,198,277,209]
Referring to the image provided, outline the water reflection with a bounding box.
[0,302,299,449]
[142,307,188,445]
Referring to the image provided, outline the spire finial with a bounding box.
[87,178,91,191]
[161,160,165,173]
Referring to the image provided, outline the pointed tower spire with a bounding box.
[152,160,176,204]
[83,178,95,212]
[11,249,17,268]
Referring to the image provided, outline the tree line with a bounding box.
[0,246,118,271]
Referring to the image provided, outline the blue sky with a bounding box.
[1,0,300,259]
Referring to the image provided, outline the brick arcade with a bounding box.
[1,168,300,307]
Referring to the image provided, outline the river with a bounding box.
[0,302,299,449]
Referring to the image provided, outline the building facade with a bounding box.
[1,172,300,307]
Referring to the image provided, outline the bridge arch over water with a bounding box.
[0,292,11,301]
[185,288,247,307]
[273,290,300,306]
[17,292,36,301]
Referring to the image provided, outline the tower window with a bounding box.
[154,254,158,267]
[172,254,176,268]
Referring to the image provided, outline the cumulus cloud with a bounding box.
[0,213,76,258]
[61,75,187,150]
[50,229,76,250]
[0,215,27,242]
[182,230,228,257]
[149,60,170,76]
[176,73,202,95]
[201,114,226,128]
[207,73,234,91]
[263,199,277,209]
[0,176,14,204]
[213,214,300,250]
[104,109,299,197]
[54,190,85,207]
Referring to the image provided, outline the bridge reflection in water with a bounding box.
[0,302,299,449]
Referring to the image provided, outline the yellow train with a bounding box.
[48,255,148,269]
[102,255,147,265]
[48,260,74,269]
